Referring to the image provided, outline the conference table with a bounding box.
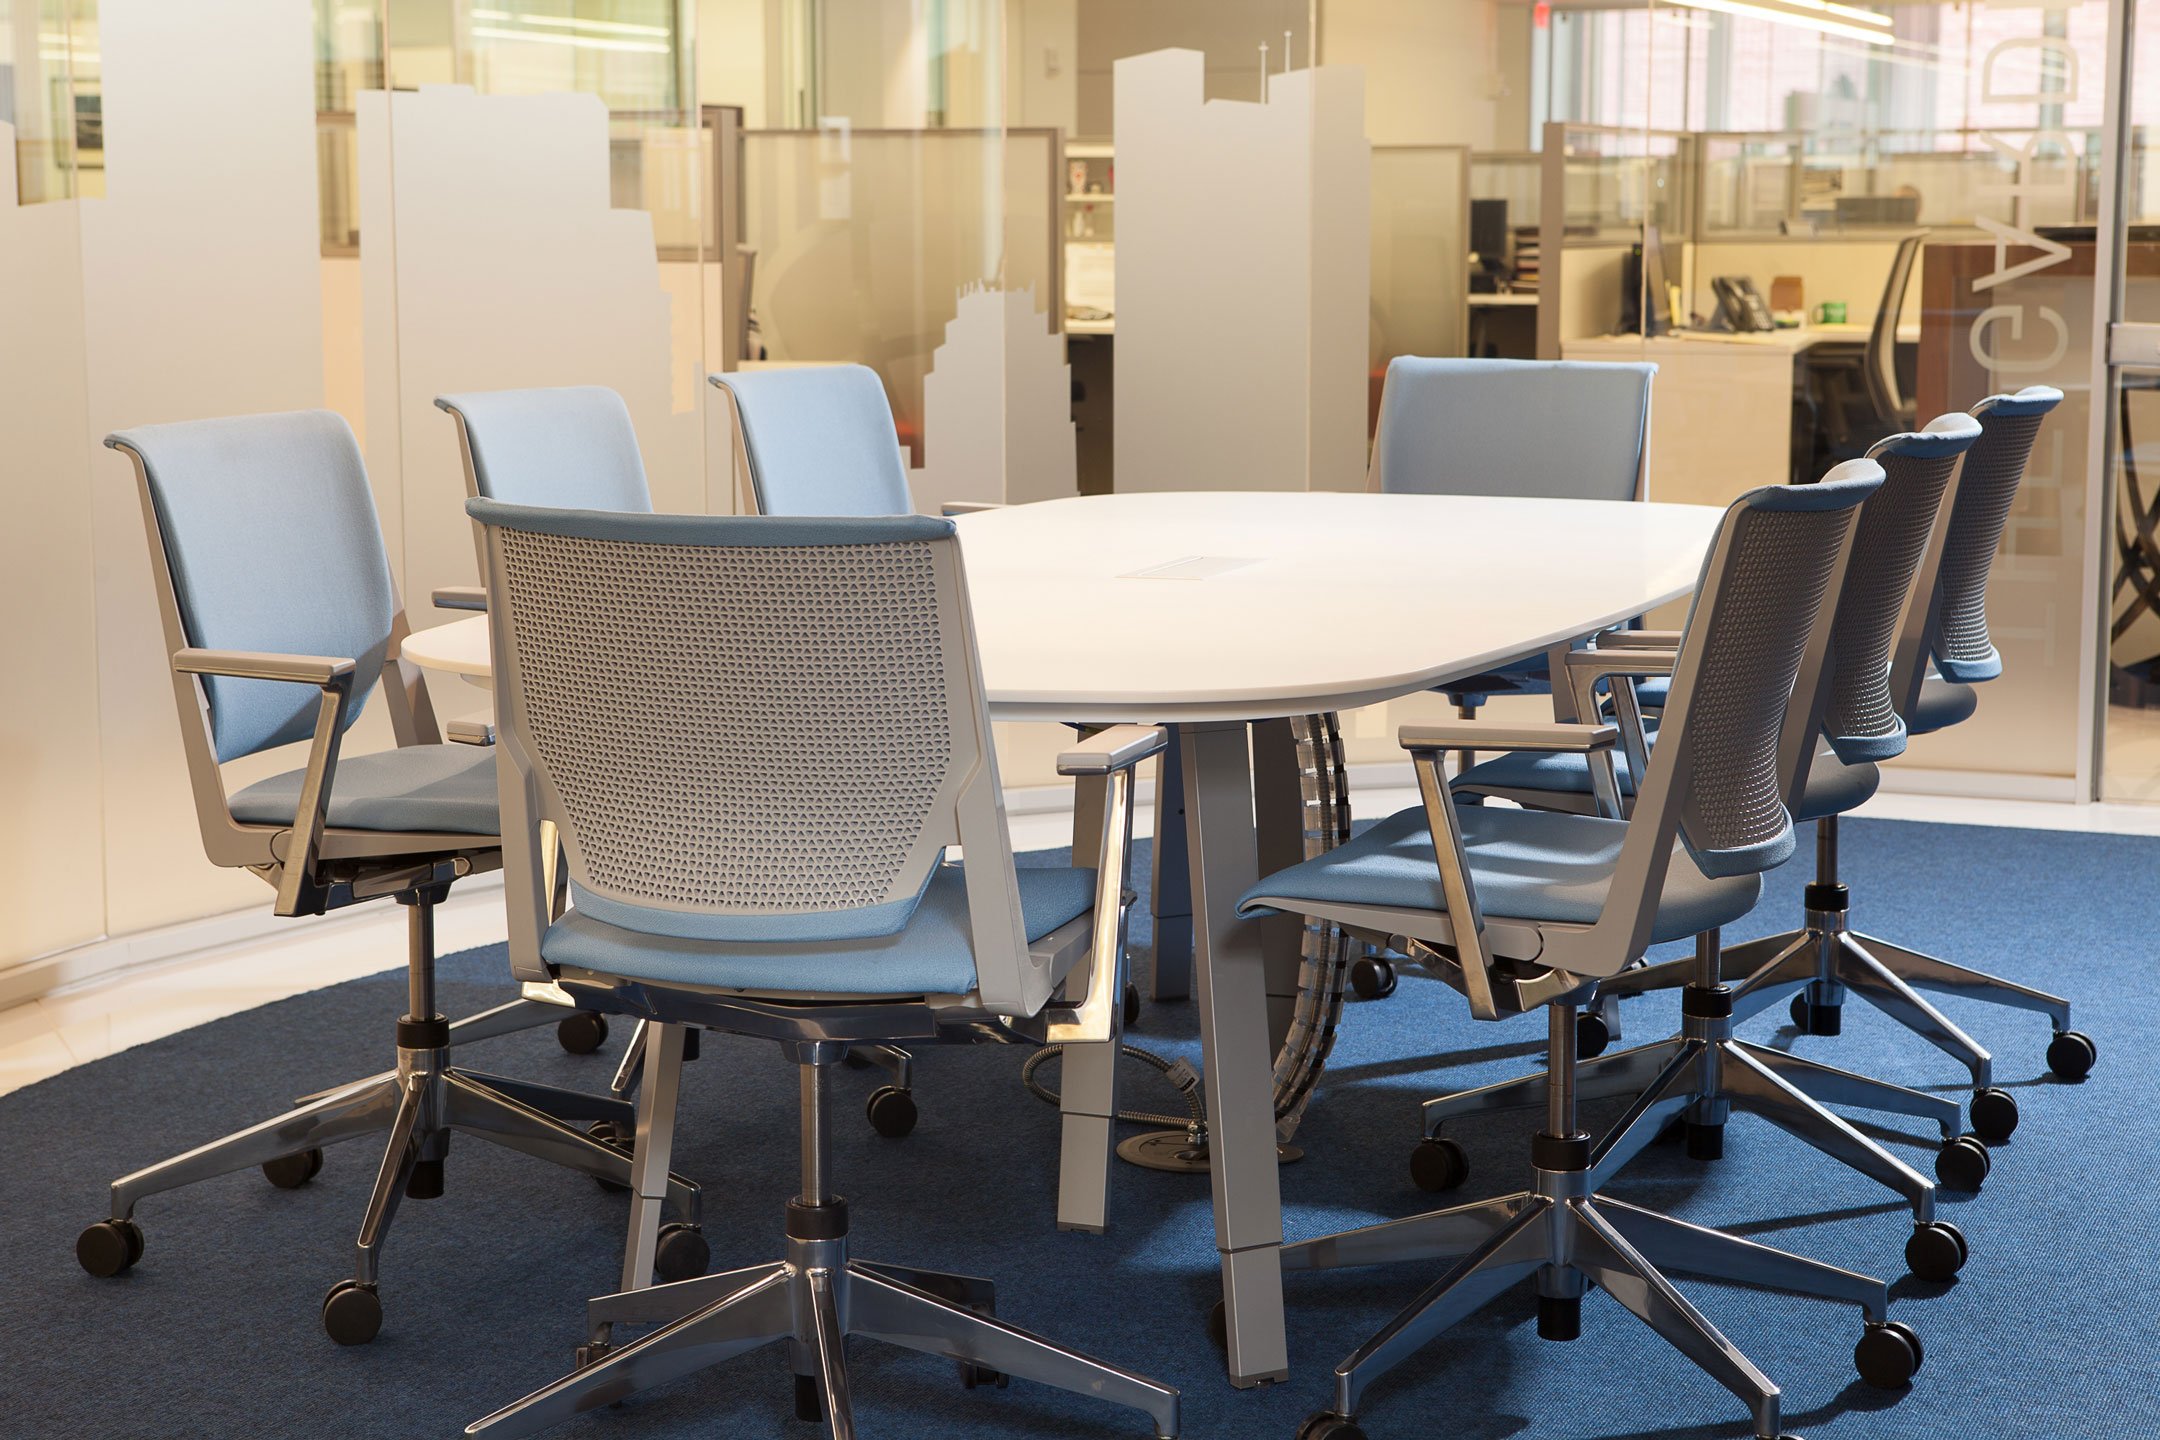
[400,488,1724,1388]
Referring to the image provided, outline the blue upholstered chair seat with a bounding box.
[228,743,501,835]
[1909,675,1978,736]
[1457,739,1877,825]
[1237,805,1760,945]
[542,864,1098,997]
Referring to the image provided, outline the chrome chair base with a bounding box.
[78,892,701,1345]
[1296,1012,1917,1440]
[468,1056,1180,1440]
[1595,816,2092,1141]
[1419,933,1977,1279]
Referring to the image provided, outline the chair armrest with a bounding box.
[173,648,356,685]
[1400,720,1616,755]
[1043,749,1147,1045]
[1594,628,1682,650]
[1057,724,1168,776]
[432,586,488,612]
[1401,748,1502,1020]
[173,648,357,918]
[940,501,1006,516]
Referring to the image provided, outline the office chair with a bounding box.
[81,411,702,1345]
[1808,230,1926,463]
[1767,385,2092,1116]
[437,384,920,1125]
[460,500,1180,1439]
[1440,426,1996,1279]
[708,363,914,517]
[1572,394,2089,1135]
[1349,356,1656,999]
[1240,474,1925,1440]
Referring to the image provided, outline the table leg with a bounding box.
[1149,727,1194,1001]
[1250,719,1306,1055]
[1182,721,1289,1388]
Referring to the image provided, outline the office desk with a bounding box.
[1468,293,1539,359]
[403,490,1723,1387]
[1564,323,1921,503]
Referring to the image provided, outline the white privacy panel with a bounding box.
[78,0,330,937]
[914,285,1078,514]
[1111,49,1370,493]
[358,85,701,635]
[0,121,107,970]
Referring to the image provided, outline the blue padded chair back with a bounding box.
[1931,387,2062,683]
[1808,413,1981,762]
[1656,473,1879,878]
[435,386,652,513]
[710,365,913,516]
[1370,357,1655,502]
[108,411,394,764]
[471,500,990,948]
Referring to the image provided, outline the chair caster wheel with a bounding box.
[1124,981,1142,1030]
[2047,1030,2096,1081]
[1348,957,1397,1000]
[1969,1087,2018,1142]
[654,1223,709,1284]
[1206,1299,1227,1352]
[794,1373,823,1422]
[322,1280,383,1345]
[556,1011,609,1055]
[1576,1009,1610,1059]
[1789,993,1842,1036]
[76,1218,144,1278]
[1854,1319,1924,1388]
[262,1147,325,1190]
[1297,1412,1367,1440]
[1933,1134,1990,1192]
[1410,1135,1469,1193]
[866,1085,918,1138]
[588,1120,632,1192]
[1685,1121,1725,1162]
[1905,1220,1968,1282]
[961,1360,1008,1390]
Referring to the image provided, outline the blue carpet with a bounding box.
[5,818,2155,1439]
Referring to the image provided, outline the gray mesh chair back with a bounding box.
[1656,477,1877,880]
[1809,414,1981,763]
[1369,357,1655,501]
[708,364,913,517]
[1929,386,2063,685]
[1863,232,1925,426]
[1525,472,1878,976]
[111,411,398,765]
[473,501,1055,1012]
[437,385,652,510]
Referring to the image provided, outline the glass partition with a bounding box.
[1370,144,1469,421]
[739,124,1059,466]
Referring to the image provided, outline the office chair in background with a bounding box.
[460,501,1179,1438]
[1349,355,1657,1001]
[1442,423,1996,1280]
[1807,230,1927,467]
[81,412,702,1347]
[1784,386,2094,1112]
[1239,474,1923,1440]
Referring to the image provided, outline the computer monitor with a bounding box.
[1470,198,1509,266]
[1641,224,1673,337]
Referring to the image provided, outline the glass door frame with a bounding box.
[2088,0,2157,798]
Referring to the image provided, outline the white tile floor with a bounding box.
[4,784,2156,1099]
